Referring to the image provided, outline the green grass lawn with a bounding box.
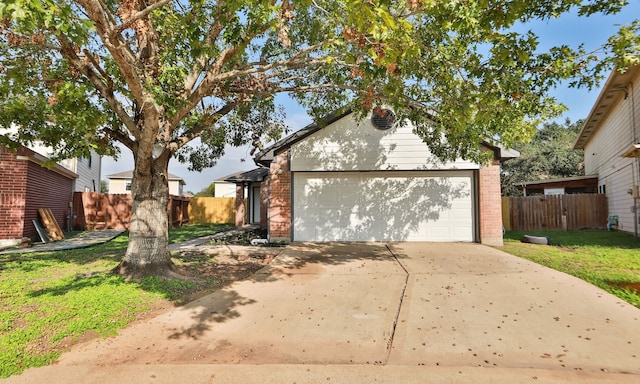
[0,223,232,378]
[500,230,640,308]
[168,223,233,244]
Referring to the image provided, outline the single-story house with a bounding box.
[574,64,640,235]
[224,168,269,227]
[238,108,517,246]
[107,170,186,196]
[514,175,599,196]
[213,173,245,197]
[0,145,76,246]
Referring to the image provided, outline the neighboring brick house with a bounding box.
[0,145,76,246]
[3,126,102,193]
[249,109,517,246]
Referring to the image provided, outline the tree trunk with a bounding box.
[113,152,179,279]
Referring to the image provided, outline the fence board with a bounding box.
[501,197,511,231]
[72,192,189,230]
[169,195,190,228]
[188,197,235,224]
[506,194,607,231]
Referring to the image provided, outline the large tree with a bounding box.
[501,119,585,196]
[0,1,638,278]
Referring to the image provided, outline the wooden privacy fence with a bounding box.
[72,192,189,230]
[169,196,190,228]
[188,197,235,224]
[504,193,608,231]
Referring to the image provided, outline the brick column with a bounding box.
[0,148,29,242]
[268,150,291,241]
[479,160,504,246]
[235,184,245,227]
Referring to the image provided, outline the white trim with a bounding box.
[15,154,77,179]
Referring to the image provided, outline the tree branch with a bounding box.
[184,3,230,92]
[170,102,238,151]
[233,83,355,96]
[104,126,135,151]
[172,30,266,129]
[76,0,147,110]
[54,33,139,138]
[110,0,173,38]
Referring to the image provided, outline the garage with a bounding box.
[293,171,475,242]
[254,109,514,246]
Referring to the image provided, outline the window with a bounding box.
[126,181,132,191]
[544,188,564,195]
[599,184,606,194]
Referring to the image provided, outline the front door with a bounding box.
[251,185,261,224]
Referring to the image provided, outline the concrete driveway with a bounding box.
[4,242,640,383]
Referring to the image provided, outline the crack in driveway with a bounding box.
[384,243,409,362]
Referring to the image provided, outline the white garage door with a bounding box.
[293,171,475,242]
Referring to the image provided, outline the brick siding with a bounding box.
[0,146,73,240]
[268,150,291,241]
[235,184,245,227]
[0,147,28,239]
[24,160,74,238]
[479,160,504,246]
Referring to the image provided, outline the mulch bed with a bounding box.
[170,228,284,302]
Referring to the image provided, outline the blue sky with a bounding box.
[102,3,640,194]
[524,2,640,122]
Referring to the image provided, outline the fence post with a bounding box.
[501,196,511,231]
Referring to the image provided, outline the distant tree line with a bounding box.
[501,119,585,197]
[194,183,216,197]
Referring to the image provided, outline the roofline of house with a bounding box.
[574,64,639,150]
[254,108,519,166]
[622,143,640,158]
[223,167,269,183]
[514,175,598,187]
[107,170,186,185]
[254,107,353,166]
[214,171,244,182]
[16,150,78,179]
[481,140,520,161]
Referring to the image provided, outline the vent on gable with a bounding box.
[371,107,396,130]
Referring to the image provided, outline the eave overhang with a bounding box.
[574,65,639,150]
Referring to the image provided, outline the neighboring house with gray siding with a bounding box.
[574,64,640,235]
[57,152,102,192]
[0,145,76,246]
